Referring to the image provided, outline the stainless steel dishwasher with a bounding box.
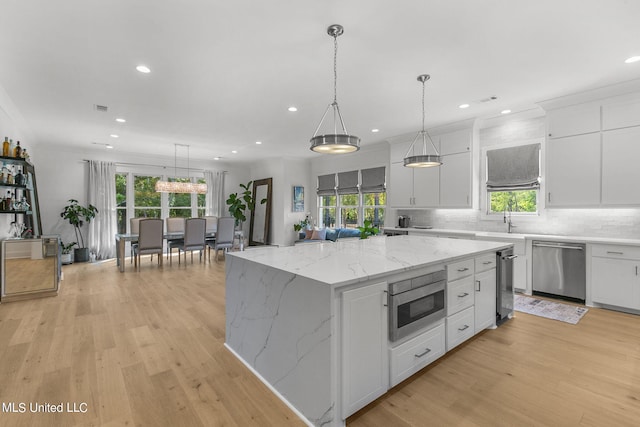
[532,240,586,301]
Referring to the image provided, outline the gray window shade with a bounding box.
[487,143,541,191]
[317,174,336,196]
[337,170,359,195]
[360,167,386,193]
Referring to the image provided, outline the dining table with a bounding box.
[114,230,243,272]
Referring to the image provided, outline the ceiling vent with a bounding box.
[479,96,498,103]
[94,104,108,112]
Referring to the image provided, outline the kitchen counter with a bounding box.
[225,235,513,426]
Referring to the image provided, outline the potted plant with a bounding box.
[357,219,380,239]
[226,181,266,229]
[60,241,76,264]
[60,199,98,262]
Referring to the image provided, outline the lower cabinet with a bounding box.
[446,306,475,351]
[474,268,497,333]
[341,281,389,418]
[591,244,640,310]
[389,322,445,387]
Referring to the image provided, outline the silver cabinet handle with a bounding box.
[482,261,493,265]
[503,255,518,260]
[457,292,469,298]
[607,251,624,255]
[458,325,469,331]
[476,280,481,292]
[636,266,638,276]
[414,348,431,358]
[533,243,584,250]
[457,267,469,272]
[383,290,388,307]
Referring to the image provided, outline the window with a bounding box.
[168,177,192,218]
[197,177,206,217]
[317,167,386,228]
[134,175,161,218]
[486,143,540,214]
[115,173,127,234]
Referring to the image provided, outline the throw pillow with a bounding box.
[311,228,327,240]
[305,228,314,239]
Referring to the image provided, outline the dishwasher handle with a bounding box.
[532,242,584,250]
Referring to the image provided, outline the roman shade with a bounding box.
[337,170,359,195]
[317,174,336,196]
[486,143,541,191]
[360,167,386,193]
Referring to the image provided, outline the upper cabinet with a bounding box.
[544,92,640,208]
[388,128,472,208]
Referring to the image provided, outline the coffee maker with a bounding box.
[398,215,410,228]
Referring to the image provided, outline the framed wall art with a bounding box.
[292,186,304,212]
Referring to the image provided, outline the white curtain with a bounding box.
[88,161,117,259]
[205,170,225,216]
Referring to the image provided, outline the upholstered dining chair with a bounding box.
[172,218,206,265]
[165,217,186,260]
[130,217,143,263]
[133,218,164,269]
[209,216,235,261]
[204,215,218,248]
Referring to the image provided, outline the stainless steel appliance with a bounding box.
[532,240,586,301]
[398,215,410,228]
[388,270,446,341]
[496,248,517,325]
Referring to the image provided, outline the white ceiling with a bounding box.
[1,0,639,163]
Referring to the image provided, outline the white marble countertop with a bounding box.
[384,227,640,246]
[228,235,512,287]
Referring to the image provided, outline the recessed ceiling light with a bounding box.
[255,141,262,145]
[288,106,298,112]
[110,134,119,138]
[459,103,470,109]
[214,157,221,160]
[136,65,151,73]
[371,129,379,133]
[115,118,126,123]
[625,56,640,64]
[105,144,114,149]
[501,109,511,114]
[231,150,238,154]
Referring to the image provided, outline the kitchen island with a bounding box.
[225,235,513,426]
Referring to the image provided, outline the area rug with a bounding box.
[514,294,588,325]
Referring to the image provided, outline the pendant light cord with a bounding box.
[333,33,338,104]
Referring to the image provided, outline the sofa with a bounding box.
[296,227,361,244]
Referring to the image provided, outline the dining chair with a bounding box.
[165,217,186,260]
[130,217,142,263]
[209,216,235,261]
[204,215,218,248]
[133,218,164,269]
[172,218,206,265]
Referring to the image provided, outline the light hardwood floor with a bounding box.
[0,256,639,426]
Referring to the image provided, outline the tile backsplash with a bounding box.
[391,208,640,240]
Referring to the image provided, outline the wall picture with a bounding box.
[293,186,304,212]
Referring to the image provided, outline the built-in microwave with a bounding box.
[388,270,447,342]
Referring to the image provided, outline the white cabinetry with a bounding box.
[440,152,471,207]
[591,244,640,311]
[602,98,640,130]
[341,281,389,418]
[446,258,475,351]
[602,127,640,205]
[389,141,439,207]
[446,306,474,350]
[389,322,445,387]
[546,133,601,206]
[547,103,600,138]
[474,253,497,333]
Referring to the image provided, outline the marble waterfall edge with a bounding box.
[225,256,334,426]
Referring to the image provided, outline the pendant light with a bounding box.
[155,144,208,194]
[310,24,360,154]
[403,74,442,168]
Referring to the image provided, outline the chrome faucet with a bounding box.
[504,208,516,233]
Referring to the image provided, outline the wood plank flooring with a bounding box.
[0,255,638,426]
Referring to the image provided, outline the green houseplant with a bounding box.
[357,219,380,239]
[226,181,266,228]
[60,199,98,262]
[60,241,76,264]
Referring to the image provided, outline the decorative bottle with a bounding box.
[13,141,21,158]
[8,139,15,158]
[2,137,8,157]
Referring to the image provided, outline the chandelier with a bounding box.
[155,144,208,194]
[403,74,442,168]
[310,24,360,154]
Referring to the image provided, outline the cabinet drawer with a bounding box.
[446,306,475,351]
[475,253,496,273]
[389,322,445,387]
[591,244,640,260]
[447,258,474,281]
[447,276,474,315]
